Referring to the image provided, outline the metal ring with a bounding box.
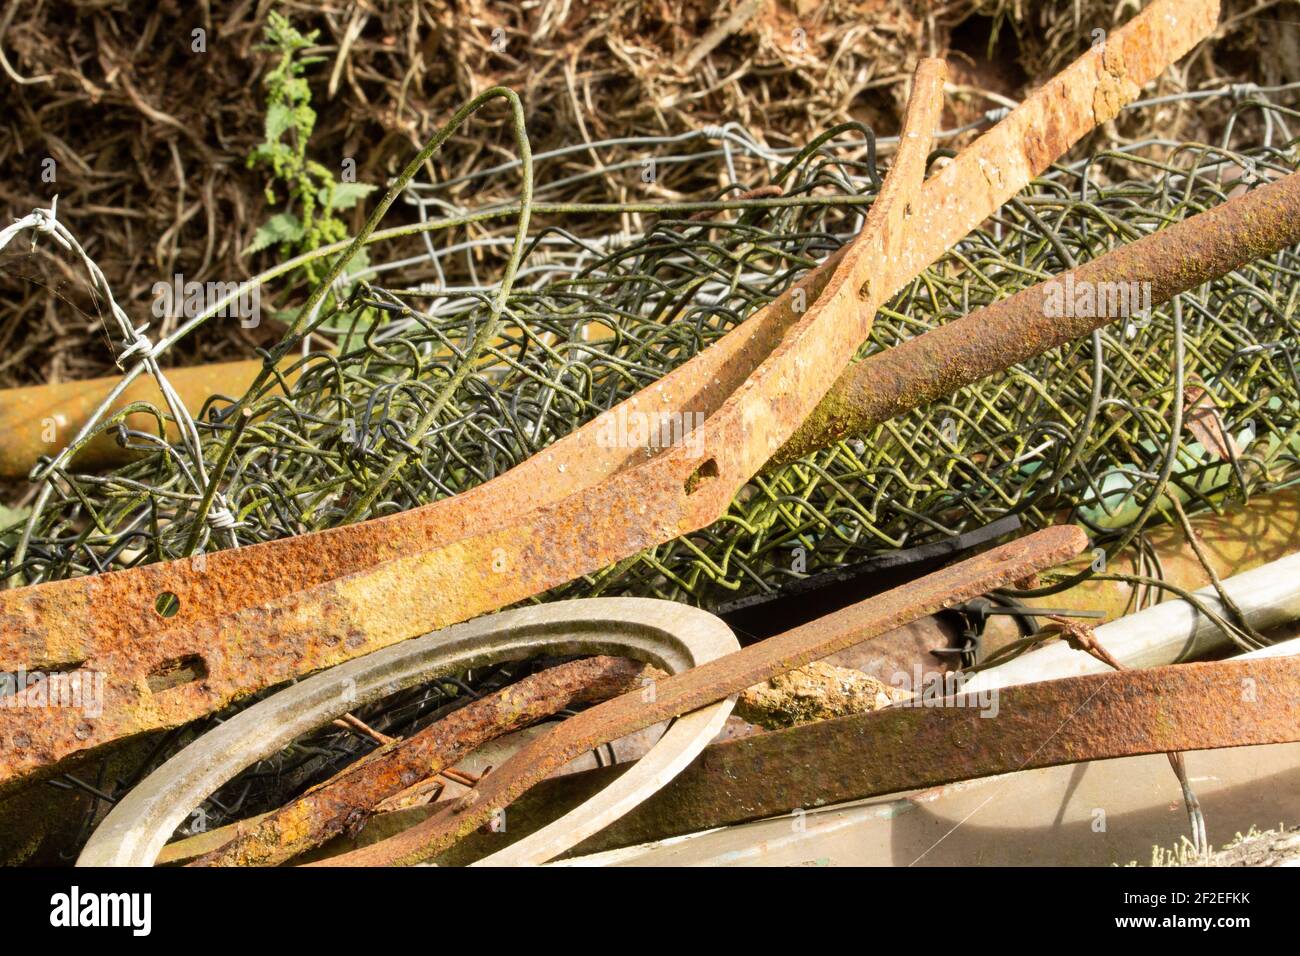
[77,597,738,867]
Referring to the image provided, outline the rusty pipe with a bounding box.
[0,360,280,479]
[776,167,1300,464]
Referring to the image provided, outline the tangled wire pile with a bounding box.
[3,0,1291,390]
[0,0,931,387]
[5,89,1300,624]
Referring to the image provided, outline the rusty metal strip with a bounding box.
[308,524,1088,866]
[190,655,660,868]
[442,652,1300,863]
[776,165,1300,465]
[0,0,1217,791]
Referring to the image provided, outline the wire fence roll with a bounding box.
[3,89,1300,621]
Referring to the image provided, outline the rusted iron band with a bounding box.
[189,655,661,868]
[0,0,1216,790]
[0,5,1214,484]
[0,56,938,785]
[73,597,739,867]
[311,524,1088,866]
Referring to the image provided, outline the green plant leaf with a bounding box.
[266,102,295,141]
[322,182,377,210]
[245,212,304,256]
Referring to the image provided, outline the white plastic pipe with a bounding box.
[963,551,1300,692]
[1240,635,1300,659]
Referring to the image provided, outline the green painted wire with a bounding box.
[5,99,1300,624]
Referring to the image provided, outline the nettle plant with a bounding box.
[246,12,375,307]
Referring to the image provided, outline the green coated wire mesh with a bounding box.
[5,93,1299,620]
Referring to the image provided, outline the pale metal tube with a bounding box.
[963,551,1300,692]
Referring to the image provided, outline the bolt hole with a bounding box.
[155,591,181,618]
[857,278,872,300]
[684,458,720,495]
[147,654,208,693]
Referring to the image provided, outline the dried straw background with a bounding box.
[0,0,1295,387]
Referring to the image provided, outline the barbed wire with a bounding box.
[0,198,241,555]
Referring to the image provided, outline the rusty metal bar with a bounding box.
[0,7,1217,486]
[0,0,1217,791]
[310,524,1088,866]
[73,597,740,867]
[0,56,941,788]
[450,653,1300,863]
[776,166,1300,465]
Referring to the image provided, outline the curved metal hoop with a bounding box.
[78,598,738,867]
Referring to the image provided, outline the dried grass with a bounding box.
[0,0,1290,388]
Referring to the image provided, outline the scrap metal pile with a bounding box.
[3,0,1300,866]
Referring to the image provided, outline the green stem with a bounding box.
[186,86,533,545]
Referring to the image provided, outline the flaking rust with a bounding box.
[0,0,1219,791]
